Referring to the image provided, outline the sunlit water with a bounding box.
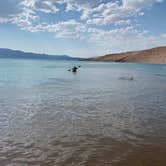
[0,59,166,166]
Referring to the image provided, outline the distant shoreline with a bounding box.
[1,46,166,64]
[88,46,166,64]
[0,48,83,61]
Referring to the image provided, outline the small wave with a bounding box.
[118,76,134,81]
[154,73,166,77]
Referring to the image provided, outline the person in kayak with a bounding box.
[72,66,78,72]
[67,65,81,72]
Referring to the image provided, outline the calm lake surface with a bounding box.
[0,59,166,166]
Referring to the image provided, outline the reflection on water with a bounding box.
[0,59,166,165]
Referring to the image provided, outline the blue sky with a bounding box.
[0,0,166,57]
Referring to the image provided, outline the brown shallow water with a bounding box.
[0,60,166,165]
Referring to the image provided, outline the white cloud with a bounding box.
[87,26,165,53]
[21,0,60,14]
[114,19,131,26]
[80,1,138,25]
[12,9,39,29]
[82,0,164,26]
[23,19,87,40]
[122,0,163,9]
[161,34,166,38]
[35,1,59,13]
[0,0,163,27]
[65,3,74,12]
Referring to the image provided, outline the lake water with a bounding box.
[0,59,166,166]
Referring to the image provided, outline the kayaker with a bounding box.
[72,66,78,72]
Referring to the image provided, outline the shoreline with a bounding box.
[88,46,166,65]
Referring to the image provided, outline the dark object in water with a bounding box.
[72,66,78,72]
[68,65,81,72]
[119,76,134,81]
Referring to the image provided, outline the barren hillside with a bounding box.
[90,46,166,64]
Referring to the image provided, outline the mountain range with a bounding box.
[1,46,166,64]
[0,48,81,60]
